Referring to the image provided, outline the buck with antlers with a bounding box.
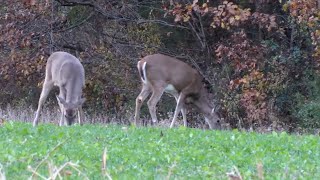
[134,54,220,129]
[33,51,86,127]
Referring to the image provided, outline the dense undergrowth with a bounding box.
[0,121,319,179]
[1,1,319,129]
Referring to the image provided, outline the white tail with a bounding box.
[33,51,85,126]
[134,54,220,129]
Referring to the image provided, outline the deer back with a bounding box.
[46,52,85,100]
[140,54,202,94]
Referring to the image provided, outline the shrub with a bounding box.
[296,100,320,128]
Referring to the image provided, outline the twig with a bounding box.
[51,162,88,180]
[30,138,70,179]
[188,21,206,49]
[27,166,47,180]
[101,147,112,180]
[166,161,177,180]
[50,0,54,53]
[54,12,95,33]
[257,162,264,180]
[184,54,214,86]
[55,0,94,7]
[137,19,189,30]
[0,163,6,180]
[226,166,243,180]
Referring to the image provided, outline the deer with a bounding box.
[134,53,220,129]
[33,51,86,127]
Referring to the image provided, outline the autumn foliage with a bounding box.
[165,0,319,129]
[0,0,319,130]
[285,0,320,58]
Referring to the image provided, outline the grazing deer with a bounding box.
[33,51,85,127]
[134,54,220,129]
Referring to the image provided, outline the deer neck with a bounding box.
[65,80,83,103]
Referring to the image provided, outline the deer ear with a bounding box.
[211,103,220,114]
[77,98,86,106]
[56,95,67,105]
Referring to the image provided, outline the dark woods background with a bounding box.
[0,0,319,131]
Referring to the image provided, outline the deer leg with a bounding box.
[147,87,164,125]
[173,93,187,127]
[57,98,64,126]
[134,85,151,126]
[170,93,186,128]
[58,87,67,126]
[33,80,54,127]
[181,108,187,127]
[59,111,65,126]
[78,105,84,125]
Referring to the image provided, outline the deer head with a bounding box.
[56,95,86,125]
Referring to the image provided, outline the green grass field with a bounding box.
[0,121,319,179]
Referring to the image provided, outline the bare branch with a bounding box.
[55,0,94,7]
[137,19,189,30]
[54,12,95,33]
[188,21,206,49]
[55,0,128,21]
